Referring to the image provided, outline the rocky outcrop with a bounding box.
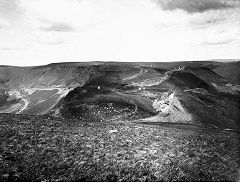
[145,91,192,123]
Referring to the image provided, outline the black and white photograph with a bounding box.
[0,0,240,181]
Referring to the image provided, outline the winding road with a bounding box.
[122,68,146,81]
[16,98,29,114]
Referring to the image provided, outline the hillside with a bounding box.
[1,61,240,130]
[0,61,240,181]
[51,63,240,131]
[0,113,239,181]
[0,64,98,115]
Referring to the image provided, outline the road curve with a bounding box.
[123,68,146,81]
[16,98,28,114]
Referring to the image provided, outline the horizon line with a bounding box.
[0,59,239,68]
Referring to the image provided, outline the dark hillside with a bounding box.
[212,61,240,84]
[169,71,217,93]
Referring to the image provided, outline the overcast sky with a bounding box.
[0,0,239,66]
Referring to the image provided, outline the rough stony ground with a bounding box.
[0,113,240,181]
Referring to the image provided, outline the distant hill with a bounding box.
[0,61,239,131]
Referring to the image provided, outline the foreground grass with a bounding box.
[0,113,239,181]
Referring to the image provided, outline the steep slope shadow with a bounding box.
[168,71,217,93]
[180,91,240,130]
[207,61,240,84]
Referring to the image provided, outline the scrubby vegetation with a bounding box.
[0,113,239,181]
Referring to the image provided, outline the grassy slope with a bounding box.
[0,114,239,181]
[212,62,240,84]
